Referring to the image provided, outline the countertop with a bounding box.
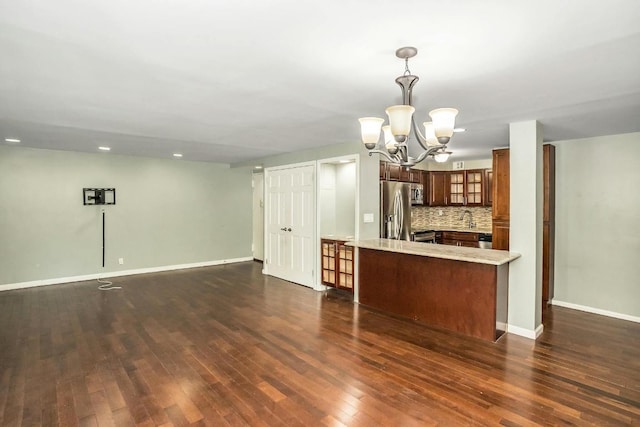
[320,235,355,241]
[413,227,493,234]
[346,239,520,266]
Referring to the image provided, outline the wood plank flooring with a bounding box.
[0,261,639,426]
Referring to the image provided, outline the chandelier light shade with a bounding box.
[385,105,415,141]
[382,125,399,154]
[434,150,452,163]
[358,46,460,167]
[358,117,385,149]
[429,108,459,143]
[422,121,439,146]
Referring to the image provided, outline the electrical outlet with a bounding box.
[118,258,124,265]
[438,210,443,216]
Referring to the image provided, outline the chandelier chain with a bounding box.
[404,57,411,76]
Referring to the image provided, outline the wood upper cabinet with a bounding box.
[380,162,402,180]
[492,148,510,250]
[427,171,449,206]
[429,169,488,207]
[380,162,422,183]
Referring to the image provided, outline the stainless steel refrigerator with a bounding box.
[380,181,412,240]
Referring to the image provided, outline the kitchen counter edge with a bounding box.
[345,239,521,266]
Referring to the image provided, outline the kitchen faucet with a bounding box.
[460,209,475,229]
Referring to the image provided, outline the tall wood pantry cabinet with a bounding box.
[542,144,556,307]
[491,148,510,251]
[490,146,556,313]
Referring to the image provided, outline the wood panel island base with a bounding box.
[348,240,521,342]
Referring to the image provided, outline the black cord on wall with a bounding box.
[97,209,121,291]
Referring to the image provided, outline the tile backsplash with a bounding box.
[411,206,492,230]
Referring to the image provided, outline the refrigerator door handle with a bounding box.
[393,190,403,239]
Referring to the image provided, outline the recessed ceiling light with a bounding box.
[339,159,352,164]
[254,165,263,169]
[4,138,21,143]
[98,146,111,151]
[173,153,183,158]
[453,128,466,133]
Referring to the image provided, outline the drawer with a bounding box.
[441,231,480,242]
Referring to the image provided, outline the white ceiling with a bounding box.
[1,0,639,164]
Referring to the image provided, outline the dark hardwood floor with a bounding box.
[1,262,639,426]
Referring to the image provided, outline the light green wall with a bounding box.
[319,164,337,235]
[553,132,640,317]
[318,162,356,237]
[335,162,356,236]
[0,145,253,287]
[508,121,544,335]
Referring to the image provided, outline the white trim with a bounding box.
[0,257,253,292]
[266,160,317,172]
[507,323,544,340]
[552,300,640,323]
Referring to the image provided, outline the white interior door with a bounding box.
[265,164,315,287]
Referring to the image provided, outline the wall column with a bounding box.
[508,120,544,338]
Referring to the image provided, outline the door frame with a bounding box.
[251,171,264,262]
[263,161,317,287]
[316,155,360,291]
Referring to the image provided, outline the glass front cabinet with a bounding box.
[321,239,354,292]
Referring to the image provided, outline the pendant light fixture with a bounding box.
[359,47,459,167]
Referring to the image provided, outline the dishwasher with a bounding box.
[478,233,493,249]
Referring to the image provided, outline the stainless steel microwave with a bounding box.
[410,183,424,205]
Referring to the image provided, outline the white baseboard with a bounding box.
[507,323,544,340]
[552,299,640,324]
[0,257,254,292]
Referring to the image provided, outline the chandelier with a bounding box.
[359,46,459,167]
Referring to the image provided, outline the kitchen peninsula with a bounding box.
[347,239,520,341]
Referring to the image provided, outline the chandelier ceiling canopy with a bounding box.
[359,47,460,167]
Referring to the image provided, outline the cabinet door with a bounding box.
[420,171,429,206]
[336,242,354,291]
[441,238,458,246]
[448,171,465,205]
[492,220,510,251]
[409,169,422,183]
[542,222,554,304]
[387,163,401,181]
[465,170,484,206]
[484,169,493,206]
[321,240,337,286]
[492,149,510,221]
[399,167,411,182]
[379,162,388,180]
[428,171,449,206]
[543,144,556,223]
